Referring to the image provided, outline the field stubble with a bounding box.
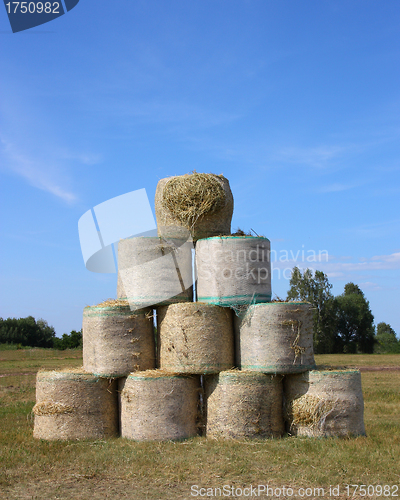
[0,349,399,500]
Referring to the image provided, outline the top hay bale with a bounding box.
[155,173,234,240]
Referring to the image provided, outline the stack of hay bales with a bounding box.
[33,172,365,441]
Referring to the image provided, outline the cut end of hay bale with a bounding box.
[285,394,336,428]
[127,369,196,379]
[85,298,130,309]
[37,367,90,376]
[230,228,253,236]
[34,372,119,440]
[162,173,227,227]
[283,369,365,437]
[33,401,74,416]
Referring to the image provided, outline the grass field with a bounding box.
[0,349,399,500]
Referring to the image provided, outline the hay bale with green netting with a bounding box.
[157,302,234,374]
[284,369,366,437]
[119,370,200,441]
[204,370,284,439]
[234,302,315,373]
[83,299,155,377]
[196,236,271,306]
[33,368,118,440]
[117,237,193,308]
[155,173,234,240]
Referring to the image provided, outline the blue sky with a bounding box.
[0,1,399,337]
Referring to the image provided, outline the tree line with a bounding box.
[287,267,399,354]
[0,316,82,350]
[1,270,398,354]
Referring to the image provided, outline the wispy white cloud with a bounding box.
[270,250,400,283]
[0,77,103,204]
[326,253,400,273]
[107,99,242,129]
[273,144,348,169]
[370,252,400,265]
[358,282,384,292]
[347,219,400,239]
[61,151,103,166]
[317,182,361,193]
[1,137,77,203]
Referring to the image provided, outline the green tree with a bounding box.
[0,318,26,344]
[0,316,55,347]
[335,283,375,353]
[36,318,56,347]
[286,267,337,353]
[374,322,400,353]
[53,330,82,350]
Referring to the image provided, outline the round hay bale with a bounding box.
[196,236,271,307]
[234,302,315,373]
[83,300,155,377]
[155,173,234,240]
[158,303,234,374]
[204,370,284,439]
[119,370,200,441]
[33,369,118,440]
[284,369,366,437]
[117,236,193,308]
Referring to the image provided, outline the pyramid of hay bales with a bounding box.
[33,172,366,441]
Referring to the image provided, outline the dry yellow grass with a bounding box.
[0,349,399,499]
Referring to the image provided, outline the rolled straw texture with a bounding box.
[158,303,234,374]
[196,236,271,307]
[33,369,118,440]
[83,301,155,377]
[234,302,315,373]
[119,371,200,441]
[155,173,233,240]
[204,370,284,439]
[117,237,193,308]
[284,369,366,437]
